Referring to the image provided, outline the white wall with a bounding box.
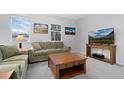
[77,14,124,65]
[2,14,123,64]
[0,14,78,52]
[0,14,124,64]
[27,14,78,51]
[0,15,12,44]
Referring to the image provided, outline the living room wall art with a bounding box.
[11,16,30,41]
[34,23,48,34]
[65,27,76,35]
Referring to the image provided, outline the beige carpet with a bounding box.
[25,58,124,79]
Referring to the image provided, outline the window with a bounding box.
[51,24,61,41]
[11,16,30,41]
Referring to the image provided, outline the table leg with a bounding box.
[55,65,59,79]
[83,62,86,74]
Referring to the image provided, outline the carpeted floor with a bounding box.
[25,58,124,79]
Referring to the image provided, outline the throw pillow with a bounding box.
[32,42,41,51]
[55,42,64,48]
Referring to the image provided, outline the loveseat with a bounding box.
[0,45,28,79]
[28,41,71,63]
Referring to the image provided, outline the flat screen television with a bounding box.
[88,28,114,44]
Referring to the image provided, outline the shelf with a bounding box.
[59,65,84,79]
[90,56,109,63]
[86,44,116,64]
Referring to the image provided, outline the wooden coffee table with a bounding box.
[48,53,87,79]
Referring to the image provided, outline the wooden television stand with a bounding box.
[86,44,116,64]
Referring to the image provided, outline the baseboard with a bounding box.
[116,62,124,66]
[72,51,124,66]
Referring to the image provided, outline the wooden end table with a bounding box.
[19,48,33,52]
[0,71,14,79]
[48,53,87,79]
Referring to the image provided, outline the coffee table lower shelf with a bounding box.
[49,62,86,79]
[59,65,85,79]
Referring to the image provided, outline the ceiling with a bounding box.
[53,14,87,20]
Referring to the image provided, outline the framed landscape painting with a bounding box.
[65,27,76,35]
[34,23,48,34]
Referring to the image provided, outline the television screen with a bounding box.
[88,28,114,44]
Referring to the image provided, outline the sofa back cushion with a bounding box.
[32,42,41,51]
[39,42,54,49]
[0,49,3,62]
[0,45,20,60]
[54,42,64,48]
[39,42,64,49]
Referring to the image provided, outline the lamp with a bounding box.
[16,34,25,48]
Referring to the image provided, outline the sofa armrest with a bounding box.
[0,64,21,79]
[28,49,35,57]
[68,46,71,51]
[19,51,28,55]
[64,46,71,52]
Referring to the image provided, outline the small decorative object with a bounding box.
[16,34,25,48]
[51,24,61,31]
[34,23,48,34]
[65,27,76,35]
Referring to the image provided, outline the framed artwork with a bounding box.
[51,24,61,31]
[11,16,30,41]
[65,27,76,35]
[34,23,48,34]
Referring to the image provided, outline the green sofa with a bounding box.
[29,41,71,63]
[0,45,28,79]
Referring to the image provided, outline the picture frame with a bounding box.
[65,27,76,35]
[34,23,48,34]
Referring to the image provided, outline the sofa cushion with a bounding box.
[3,55,28,62]
[34,50,48,56]
[0,45,20,60]
[39,42,52,49]
[32,42,41,51]
[57,48,69,52]
[54,42,64,48]
[47,48,69,54]
[0,50,3,62]
[39,42,64,49]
